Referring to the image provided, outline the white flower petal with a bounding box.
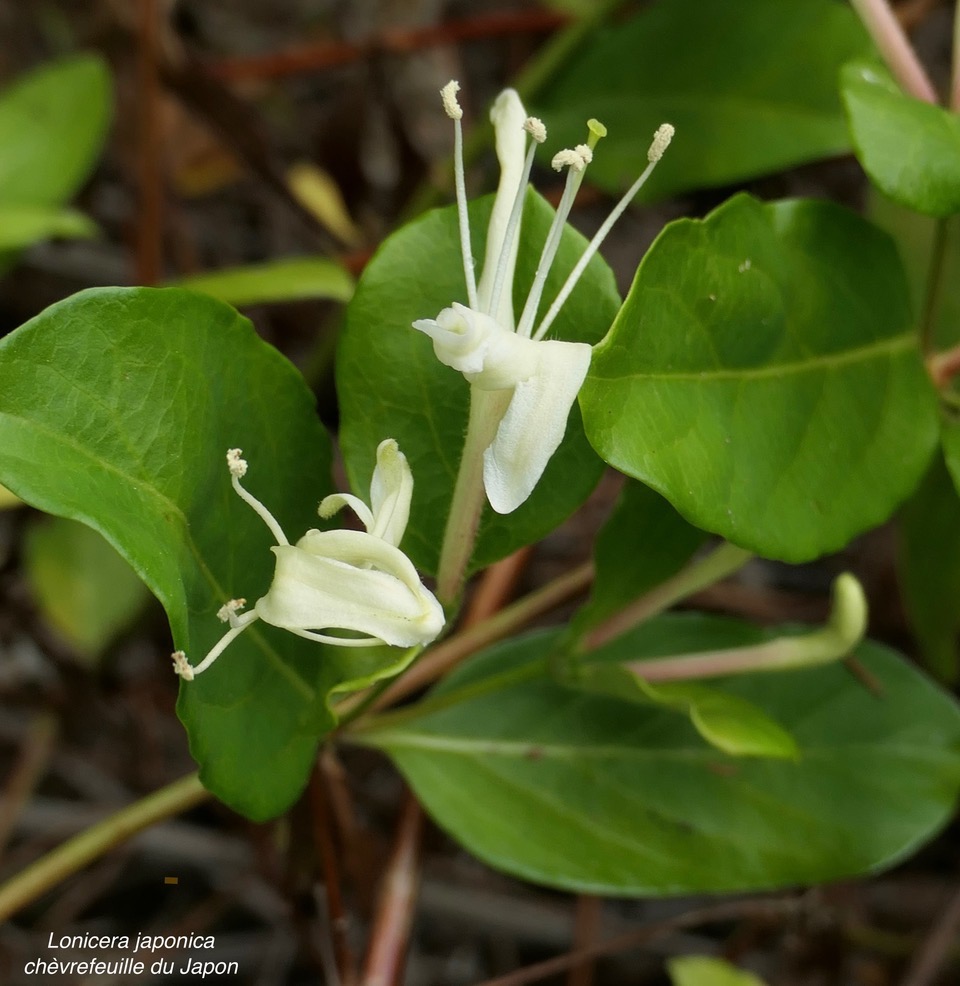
[318,492,375,530]
[368,438,412,546]
[255,529,444,648]
[413,303,496,376]
[476,89,528,329]
[482,339,592,514]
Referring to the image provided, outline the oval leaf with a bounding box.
[338,191,619,574]
[358,616,960,895]
[581,193,939,561]
[0,287,358,819]
[842,62,960,218]
[537,0,871,199]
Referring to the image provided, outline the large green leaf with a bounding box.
[0,287,410,819]
[338,191,619,575]
[842,62,960,218]
[899,452,960,681]
[536,0,871,200]
[581,194,939,562]
[357,617,960,894]
[0,54,111,206]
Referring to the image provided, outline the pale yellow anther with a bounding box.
[441,80,463,120]
[217,598,247,622]
[648,123,675,163]
[171,650,195,681]
[524,117,547,143]
[226,448,247,478]
[551,147,588,173]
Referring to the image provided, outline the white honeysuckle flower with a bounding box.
[413,83,673,514]
[172,441,444,681]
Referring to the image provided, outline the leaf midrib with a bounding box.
[595,332,916,383]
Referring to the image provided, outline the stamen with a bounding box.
[187,609,261,678]
[487,130,541,319]
[172,650,194,680]
[226,448,247,478]
[217,598,247,626]
[516,141,592,339]
[524,117,547,144]
[226,449,290,547]
[534,122,676,342]
[443,80,479,310]
[648,123,675,163]
[440,80,463,120]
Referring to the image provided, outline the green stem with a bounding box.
[0,772,208,923]
[402,0,627,220]
[920,217,950,354]
[435,387,510,605]
[583,542,754,651]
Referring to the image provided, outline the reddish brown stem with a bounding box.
[359,793,423,986]
[567,895,602,986]
[209,10,568,82]
[476,896,801,986]
[927,342,960,390]
[136,0,164,284]
[309,766,358,986]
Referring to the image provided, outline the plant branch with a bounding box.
[0,772,208,923]
[583,543,753,651]
[359,792,423,986]
[849,0,939,103]
[309,765,358,986]
[474,896,802,986]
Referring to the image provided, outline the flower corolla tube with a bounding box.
[172,441,444,681]
[413,80,673,514]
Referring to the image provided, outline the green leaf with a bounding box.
[573,480,707,634]
[0,287,407,819]
[0,204,97,250]
[899,452,960,680]
[571,663,799,759]
[174,257,354,308]
[338,191,619,575]
[842,62,960,218]
[359,616,960,895]
[536,0,871,200]
[669,956,767,986]
[23,515,150,664]
[581,194,939,562]
[0,54,112,206]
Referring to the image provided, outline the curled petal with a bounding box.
[477,89,528,328]
[318,438,412,547]
[482,339,592,514]
[254,529,444,648]
[413,303,498,376]
[368,438,413,546]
